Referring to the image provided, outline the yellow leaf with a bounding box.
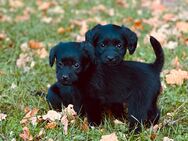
[100,133,119,141]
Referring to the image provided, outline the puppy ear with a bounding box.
[85,24,101,44]
[81,42,95,63]
[121,25,138,55]
[49,45,57,67]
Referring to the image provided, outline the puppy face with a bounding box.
[49,42,94,85]
[85,24,137,66]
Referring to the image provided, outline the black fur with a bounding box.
[78,36,164,132]
[46,41,95,114]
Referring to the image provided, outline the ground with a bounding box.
[0,0,188,140]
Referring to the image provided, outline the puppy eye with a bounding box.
[100,43,105,48]
[73,63,80,69]
[116,43,122,48]
[58,62,64,67]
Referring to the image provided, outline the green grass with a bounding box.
[0,0,188,140]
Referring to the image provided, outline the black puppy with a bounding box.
[80,35,164,132]
[84,24,138,119]
[46,41,95,114]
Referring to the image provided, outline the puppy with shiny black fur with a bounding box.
[46,41,95,114]
[82,24,164,132]
[84,24,138,120]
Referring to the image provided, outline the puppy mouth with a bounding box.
[61,81,72,85]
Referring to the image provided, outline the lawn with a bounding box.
[0,0,188,140]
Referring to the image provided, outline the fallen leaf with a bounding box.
[163,137,174,141]
[113,119,124,125]
[38,2,54,11]
[16,53,32,68]
[35,48,48,58]
[61,115,69,135]
[176,21,188,33]
[116,0,128,7]
[0,33,6,41]
[20,108,39,125]
[45,122,57,129]
[171,56,181,69]
[79,21,88,35]
[164,41,178,49]
[163,13,176,22]
[0,113,7,121]
[100,133,119,141]
[28,40,44,49]
[91,4,114,16]
[63,104,77,121]
[132,20,144,30]
[9,0,24,8]
[42,110,61,121]
[41,17,53,23]
[80,117,89,132]
[165,69,188,85]
[57,27,72,34]
[19,127,33,141]
[150,133,157,141]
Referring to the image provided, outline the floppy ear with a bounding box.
[81,41,95,63]
[85,24,101,44]
[121,25,138,55]
[49,45,57,67]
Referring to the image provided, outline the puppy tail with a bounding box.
[150,36,164,72]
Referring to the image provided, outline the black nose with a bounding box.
[62,75,68,81]
[106,56,115,62]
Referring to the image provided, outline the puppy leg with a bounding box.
[46,87,62,112]
[127,91,150,132]
[147,91,160,125]
[84,98,102,126]
[110,103,125,119]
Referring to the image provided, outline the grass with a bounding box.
[0,0,188,140]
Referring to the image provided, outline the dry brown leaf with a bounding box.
[42,110,61,121]
[16,53,32,68]
[150,133,157,141]
[100,133,119,141]
[45,122,57,129]
[176,21,188,33]
[57,27,72,34]
[38,2,54,11]
[151,1,166,15]
[91,4,114,16]
[64,104,77,121]
[164,41,178,49]
[165,69,188,85]
[61,115,69,135]
[0,113,7,121]
[9,0,24,8]
[113,119,124,125]
[41,17,53,23]
[163,13,176,22]
[171,56,181,69]
[163,137,174,141]
[28,40,44,49]
[132,20,144,30]
[116,0,128,7]
[19,127,33,141]
[80,117,89,132]
[20,108,39,125]
[80,21,88,35]
[0,33,6,41]
[35,48,48,58]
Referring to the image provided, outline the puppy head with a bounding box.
[49,42,94,85]
[85,24,137,66]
